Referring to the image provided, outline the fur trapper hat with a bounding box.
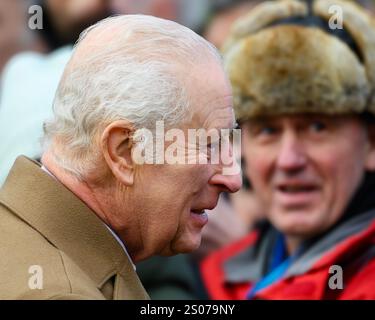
[224,0,375,120]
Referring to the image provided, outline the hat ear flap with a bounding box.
[223,0,308,52]
[314,0,375,113]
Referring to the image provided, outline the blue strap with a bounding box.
[247,233,293,299]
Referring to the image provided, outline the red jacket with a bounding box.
[201,211,375,300]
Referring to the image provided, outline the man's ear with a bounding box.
[101,120,135,186]
[365,124,375,171]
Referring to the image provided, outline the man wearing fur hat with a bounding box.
[201,0,375,300]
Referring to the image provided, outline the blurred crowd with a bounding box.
[1,0,375,300]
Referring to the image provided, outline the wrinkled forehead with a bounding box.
[189,90,236,131]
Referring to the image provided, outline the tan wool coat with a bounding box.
[0,156,149,300]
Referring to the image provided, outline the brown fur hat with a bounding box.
[224,0,375,120]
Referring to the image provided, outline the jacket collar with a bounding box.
[0,156,147,298]
[224,210,375,283]
[224,224,276,283]
[286,210,375,277]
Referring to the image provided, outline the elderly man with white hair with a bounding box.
[0,15,241,300]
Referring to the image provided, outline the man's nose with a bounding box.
[276,133,307,172]
[209,169,242,193]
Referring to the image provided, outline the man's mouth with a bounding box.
[189,209,208,227]
[191,198,218,215]
[275,182,321,207]
[278,185,318,193]
[191,209,206,215]
[189,195,220,227]
[189,201,219,226]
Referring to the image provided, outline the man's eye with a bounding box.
[206,140,220,157]
[259,126,277,135]
[310,121,327,132]
[207,141,219,152]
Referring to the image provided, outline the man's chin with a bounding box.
[275,219,325,240]
[271,205,319,227]
[165,236,202,255]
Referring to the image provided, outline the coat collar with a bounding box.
[224,210,375,284]
[0,156,148,299]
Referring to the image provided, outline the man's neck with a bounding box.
[41,152,111,226]
[40,152,146,262]
[285,236,301,256]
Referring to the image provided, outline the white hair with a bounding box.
[42,14,222,179]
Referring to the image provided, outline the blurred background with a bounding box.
[2,0,373,72]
